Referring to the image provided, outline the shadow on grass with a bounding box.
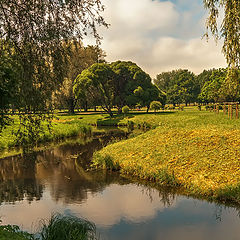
[96,111,176,126]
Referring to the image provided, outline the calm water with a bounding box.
[0,134,240,240]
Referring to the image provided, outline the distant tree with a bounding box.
[150,101,162,113]
[110,61,160,112]
[53,42,106,114]
[219,68,240,102]
[154,69,199,106]
[122,106,130,115]
[74,63,115,117]
[199,69,227,103]
[196,69,215,90]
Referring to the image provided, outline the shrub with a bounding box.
[150,101,162,113]
[122,105,130,115]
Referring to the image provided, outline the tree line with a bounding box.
[1,0,240,138]
[154,68,240,106]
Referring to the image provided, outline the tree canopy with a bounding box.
[52,41,106,114]
[0,0,107,132]
[154,69,199,106]
[74,61,162,116]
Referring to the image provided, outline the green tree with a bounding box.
[53,42,106,114]
[150,101,162,113]
[196,69,214,90]
[74,63,115,117]
[199,68,227,103]
[154,69,199,106]
[110,61,160,112]
[0,0,107,136]
[0,43,20,131]
[219,68,240,102]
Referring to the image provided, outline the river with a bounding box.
[0,131,239,240]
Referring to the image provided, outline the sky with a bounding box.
[85,0,227,78]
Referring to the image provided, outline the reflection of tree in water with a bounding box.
[0,131,184,210]
[0,153,42,203]
[35,135,130,204]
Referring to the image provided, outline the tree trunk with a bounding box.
[118,107,122,114]
[146,105,150,113]
[68,98,75,114]
[84,101,88,112]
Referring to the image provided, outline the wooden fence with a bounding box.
[208,102,239,119]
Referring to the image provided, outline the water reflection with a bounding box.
[0,134,240,240]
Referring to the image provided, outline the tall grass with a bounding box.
[0,214,98,240]
[37,214,98,240]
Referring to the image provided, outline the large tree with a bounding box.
[154,69,199,106]
[110,61,161,112]
[0,0,107,135]
[53,42,106,114]
[74,63,115,117]
[0,43,20,131]
[204,1,240,100]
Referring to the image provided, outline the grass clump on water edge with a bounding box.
[0,214,98,240]
[37,214,98,240]
[0,225,33,240]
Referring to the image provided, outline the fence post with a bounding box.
[236,103,239,119]
[223,103,226,114]
[230,104,233,119]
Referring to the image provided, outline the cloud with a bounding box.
[84,0,227,77]
[68,184,176,227]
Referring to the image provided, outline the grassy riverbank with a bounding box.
[92,108,240,204]
[0,116,92,153]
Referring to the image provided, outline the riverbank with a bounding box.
[92,108,240,204]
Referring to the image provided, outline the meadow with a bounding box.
[92,107,240,204]
[2,107,240,203]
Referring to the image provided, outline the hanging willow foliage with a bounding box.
[204,0,240,67]
[0,0,107,143]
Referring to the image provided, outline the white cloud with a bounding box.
[84,0,227,77]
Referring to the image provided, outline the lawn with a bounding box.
[92,107,240,204]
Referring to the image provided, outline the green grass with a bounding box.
[37,214,98,240]
[0,214,98,240]
[0,225,33,240]
[92,108,240,204]
[0,116,92,156]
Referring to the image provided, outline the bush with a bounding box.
[150,101,162,113]
[122,105,130,115]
